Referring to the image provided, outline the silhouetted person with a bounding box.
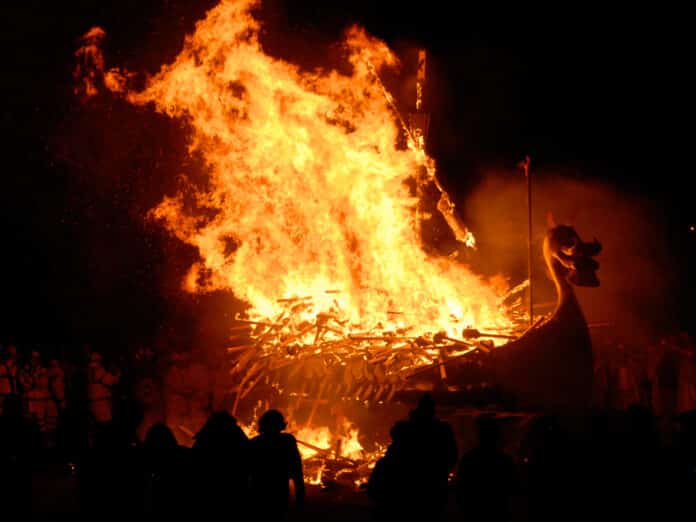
[142,423,191,512]
[656,340,680,418]
[19,350,52,440]
[192,411,249,513]
[0,345,19,415]
[614,404,663,520]
[58,356,89,460]
[522,415,572,522]
[47,358,66,449]
[579,411,620,521]
[86,351,120,445]
[249,409,304,520]
[0,394,40,511]
[79,420,142,513]
[116,397,145,446]
[367,419,406,519]
[134,368,164,442]
[456,415,517,521]
[368,393,457,521]
[662,409,696,519]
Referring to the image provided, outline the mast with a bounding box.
[407,50,474,249]
[519,156,533,326]
[409,49,431,241]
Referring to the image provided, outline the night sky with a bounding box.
[1,1,693,351]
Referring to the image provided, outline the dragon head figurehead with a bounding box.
[543,225,602,288]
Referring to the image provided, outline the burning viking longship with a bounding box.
[75,0,601,483]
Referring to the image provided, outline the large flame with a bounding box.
[75,0,518,487]
[86,0,510,335]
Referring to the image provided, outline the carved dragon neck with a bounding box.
[489,225,602,413]
[548,254,581,320]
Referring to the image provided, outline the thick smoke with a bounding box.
[463,167,678,343]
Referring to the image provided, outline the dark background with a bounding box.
[1,0,693,351]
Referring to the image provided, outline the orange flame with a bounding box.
[78,0,512,337]
[73,27,106,98]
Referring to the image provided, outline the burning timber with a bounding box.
[228,298,520,416]
[224,290,525,483]
[226,294,522,486]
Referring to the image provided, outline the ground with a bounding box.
[29,462,471,520]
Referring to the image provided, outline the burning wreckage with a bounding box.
[226,296,523,485]
[74,0,601,486]
[224,221,601,486]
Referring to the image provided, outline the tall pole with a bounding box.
[410,49,430,241]
[521,156,533,327]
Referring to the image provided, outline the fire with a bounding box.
[78,0,512,337]
[295,421,364,461]
[341,424,364,461]
[75,0,521,486]
[240,418,373,485]
[294,422,377,485]
[296,426,333,459]
[73,27,106,98]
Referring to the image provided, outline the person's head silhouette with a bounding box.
[258,409,287,434]
[144,423,178,451]
[409,392,436,422]
[476,414,501,449]
[194,411,241,445]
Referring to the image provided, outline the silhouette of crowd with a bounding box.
[367,393,696,522]
[0,342,307,516]
[2,339,696,519]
